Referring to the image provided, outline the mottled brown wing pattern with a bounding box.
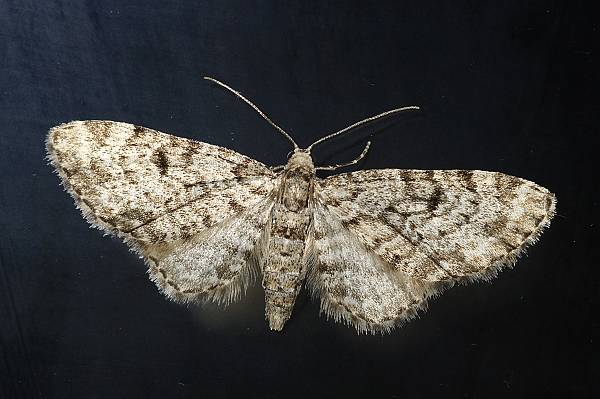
[47,121,276,244]
[47,120,277,302]
[316,169,556,283]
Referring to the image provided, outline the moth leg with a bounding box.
[315,141,371,171]
[270,165,285,172]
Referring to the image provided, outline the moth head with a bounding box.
[286,149,315,172]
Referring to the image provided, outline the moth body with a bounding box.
[46,79,555,334]
[263,151,315,330]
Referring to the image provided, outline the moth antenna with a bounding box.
[316,141,371,171]
[204,76,299,149]
[306,106,420,152]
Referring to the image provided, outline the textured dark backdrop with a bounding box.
[1,1,597,398]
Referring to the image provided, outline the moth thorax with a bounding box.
[281,152,314,212]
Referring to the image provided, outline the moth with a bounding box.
[47,77,556,333]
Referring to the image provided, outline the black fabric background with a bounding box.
[1,1,597,398]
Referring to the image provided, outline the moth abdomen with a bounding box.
[262,151,316,330]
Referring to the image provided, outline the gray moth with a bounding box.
[46,77,556,334]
